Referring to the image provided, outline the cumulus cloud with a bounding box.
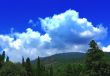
[102,45,110,52]
[0,9,107,62]
[0,28,51,62]
[40,9,107,49]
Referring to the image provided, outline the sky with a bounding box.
[0,0,110,62]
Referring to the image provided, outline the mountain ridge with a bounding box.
[32,52,110,64]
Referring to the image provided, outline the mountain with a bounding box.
[31,52,110,71]
[32,52,85,64]
[32,52,110,65]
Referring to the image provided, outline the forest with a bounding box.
[0,40,110,76]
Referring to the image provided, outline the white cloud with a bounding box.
[102,45,110,52]
[40,9,107,48]
[0,28,51,62]
[0,9,107,62]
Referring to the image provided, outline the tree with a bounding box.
[22,57,25,67]
[85,40,110,76]
[1,51,5,63]
[36,56,47,76]
[65,64,73,76]
[6,56,9,62]
[25,57,33,76]
[0,51,5,68]
[0,55,2,68]
[72,64,84,76]
[49,65,54,76]
[0,62,27,76]
[37,56,41,76]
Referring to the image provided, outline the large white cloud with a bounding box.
[0,9,107,62]
[40,9,107,50]
[0,28,51,62]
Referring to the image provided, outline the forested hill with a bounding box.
[32,52,85,64]
[32,52,110,64]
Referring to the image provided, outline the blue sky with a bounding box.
[0,0,110,62]
[0,0,110,33]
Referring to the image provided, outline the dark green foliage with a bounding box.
[65,64,73,76]
[6,56,9,62]
[64,64,85,76]
[49,65,54,76]
[22,57,25,67]
[37,56,41,76]
[25,57,33,76]
[36,56,45,76]
[85,40,110,76]
[86,40,104,70]
[2,51,5,62]
[72,64,85,76]
[0,62,27,76]
[0,55,3,68]
[0,51,5,68]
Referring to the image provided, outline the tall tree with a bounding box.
[37,56,41,76]
[0,51,5,68]
[25,57,32,76]
[49,65,54,76]
[0,55,2,68]
[36,56,46,76]
[85,40,110,76]
[6,56,9,62]
[2,51,5,63]
[22,57,25,67]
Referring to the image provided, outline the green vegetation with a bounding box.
[0,40,110,76]
[0,62,27,76]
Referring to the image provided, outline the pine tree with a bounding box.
[6,56,9,62]
[25,57,32,76]
[22,57,25,67]
[0,51,5,68]
[36,56,46,76]
[49,65,54,76]
[0,55,2,68]
[37,56,41,76]
[2,51,5,63]
[85,40,110,76]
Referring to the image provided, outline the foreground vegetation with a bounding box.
[0,40,110,76]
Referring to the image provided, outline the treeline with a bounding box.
[0,40,110,76]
